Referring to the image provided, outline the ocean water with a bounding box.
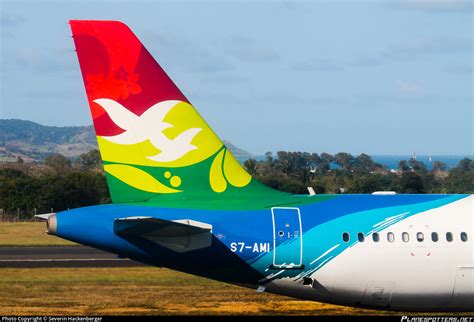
[371,155,473,170]
[238,155,473,170]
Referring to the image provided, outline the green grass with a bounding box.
[1,267,470,316]
[0,267,393,316]
[0,222,77,246]
[0,224,469,315]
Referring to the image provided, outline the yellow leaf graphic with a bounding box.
[223,150,252,188]
[209,149,227,193]
[104,164,182,194]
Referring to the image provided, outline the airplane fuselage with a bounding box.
[50,193,474,311]
[63,20,474,313]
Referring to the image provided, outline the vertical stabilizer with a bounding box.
[70,20,271,203]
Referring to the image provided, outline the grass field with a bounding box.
[0,222,385,315]
[0,223,469,316]
[0,267,400,316]
[0,222,76,246]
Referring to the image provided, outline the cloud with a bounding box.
[443,63,473,74]
[218,35,280,63]
[0,13,25,28]
[198,72,248,84]
[389,0,473,12]
[291,35,471,72]
[346,55,385,68]
[342,36,471,68]
[396,80,423,95]
[381,36,471,59]
[144,31,279,72]
[143,30,234,73]
[291,59,344,72]
[7,48,74,74]
[351,91,454,107]
[281,1,299,10]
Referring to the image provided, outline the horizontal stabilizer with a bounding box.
[372,191,397,195]
[113,216,213,253]
[34,213,56,220]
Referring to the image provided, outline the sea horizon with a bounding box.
[237,154,473,170]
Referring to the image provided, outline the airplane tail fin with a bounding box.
[70,20,270,203]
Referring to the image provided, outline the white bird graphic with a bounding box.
[94,98,202,162]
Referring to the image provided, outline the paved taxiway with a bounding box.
[0,246,144,267]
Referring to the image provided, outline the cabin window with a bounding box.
[387,232,395,243]
[342,232,350,242]
[431,232,438,242]
[402,232,409,242]
[461,232,468,242]
[416,232,424,242]
[358,233,365,242]
[372,232,380,242]
[446,232,453,242]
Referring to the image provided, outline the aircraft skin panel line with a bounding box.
[47,19,474,312]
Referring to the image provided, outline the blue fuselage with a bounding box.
[54,194,467,288]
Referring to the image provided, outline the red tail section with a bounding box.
[70,20,189,136]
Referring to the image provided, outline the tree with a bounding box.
[334,152,354,170]
[3,151,470,215]
[273,151,313,184]
[77,149,102,170]
[319,152,334,172]
[348,174,395,193]
[354,153,378,173]
[431,161,446,172]
[456,158,474,172]
[243,159,258,175]
[445,170,474,193]
[0,168,28,180]
[44,154,71,173]
[264,152,273,163]
[258,173,307,194]
[409,158,428,175]
[399,160,410,172]
[444,158,474,193]
[400,172,425,193]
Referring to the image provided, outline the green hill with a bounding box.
[0,119,97,162]
[0,119,253,162]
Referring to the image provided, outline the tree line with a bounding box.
[244,152,473,195]
[1,150,109,217]
[1,150,472,217]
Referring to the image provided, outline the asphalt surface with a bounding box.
[0,246,145,268]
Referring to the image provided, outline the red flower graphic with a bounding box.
[86,66,142,100]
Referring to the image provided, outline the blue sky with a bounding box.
[0,0,472,155]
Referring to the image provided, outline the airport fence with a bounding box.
[0,208,51,222]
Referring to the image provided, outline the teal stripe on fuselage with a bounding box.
[252,194,468,282]
[55,194,469,285]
